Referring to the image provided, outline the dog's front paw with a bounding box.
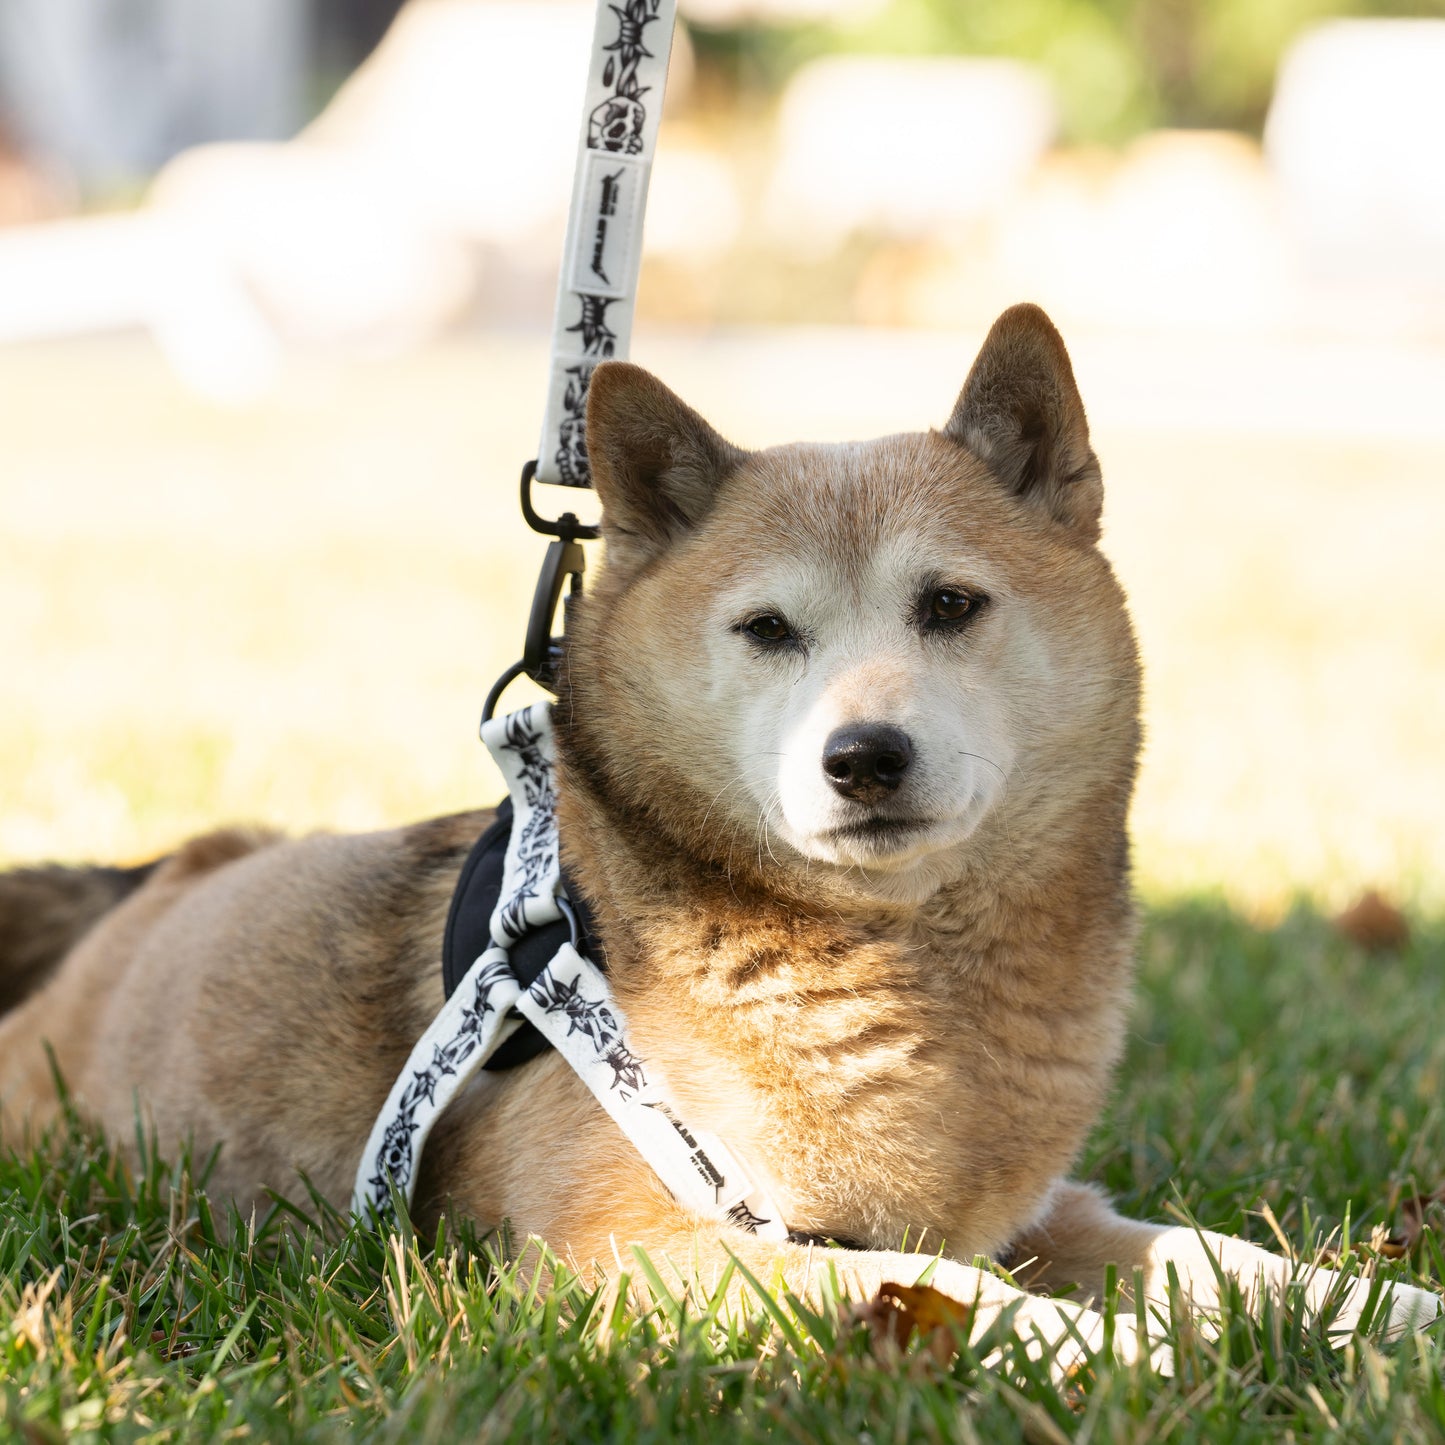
[1322,1272,1442,1342]
[918,1257,1164,1379]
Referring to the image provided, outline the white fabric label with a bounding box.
[567,153,648,301]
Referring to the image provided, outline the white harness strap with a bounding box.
[353,704,789,1242]
[535,0,679,488]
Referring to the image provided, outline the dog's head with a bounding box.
[563,304,1140,904]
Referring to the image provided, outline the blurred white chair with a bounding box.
[144,0,598,391]
[0,0,307,188]
[1266,20,1445,289]
[764,57,1055,255]
[989,131,1295,334]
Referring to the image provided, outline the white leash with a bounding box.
[354,704,789,1241]
[535,0,679,488]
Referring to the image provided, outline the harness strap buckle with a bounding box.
[483,462,598,723]
[523,535,586,691]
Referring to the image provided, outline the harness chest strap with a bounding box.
[353,703,789,1242]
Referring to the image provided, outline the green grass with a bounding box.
[3,902,1442,1442]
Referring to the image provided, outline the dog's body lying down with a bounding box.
[1,306,1437,1367]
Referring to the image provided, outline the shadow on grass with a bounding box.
[1090,896,1445,1256]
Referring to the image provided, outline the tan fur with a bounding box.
[0,305,1436,1371]
[0,858,162,1013]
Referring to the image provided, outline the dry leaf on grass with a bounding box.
[852,1281,972,1366]
[1323,1184,1445,1264]
[1384,1185,1445,1257]
[1334,890,1411,952]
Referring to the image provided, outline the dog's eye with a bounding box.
[743,614,794,644]
[931,589,976,621]
[921,587,988,630]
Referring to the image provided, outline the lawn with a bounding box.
[2,329,1443,1439]
[3,903,1442,1442]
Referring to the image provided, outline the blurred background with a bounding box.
[2,0,1443,915]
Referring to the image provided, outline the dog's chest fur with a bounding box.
[562,799,1135,1260]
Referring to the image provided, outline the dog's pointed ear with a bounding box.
[943,304,1102,540]
[586,362,747,567]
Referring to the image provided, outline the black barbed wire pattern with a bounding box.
[726,1201,772,1233]
[566,295,619,359]
[496,708,561,941]
[589,0,663,155]
[599,1041,649,1100]
[555,363,594,486]
[362,956,516,1218]
[531,969,623,1053]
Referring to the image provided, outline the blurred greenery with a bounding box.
[690,0,1445,142]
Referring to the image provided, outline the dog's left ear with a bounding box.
[943,304,1102,540]
[586,362,748,568]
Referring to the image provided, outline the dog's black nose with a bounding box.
[822,724,913,803]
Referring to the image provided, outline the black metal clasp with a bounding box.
[482,461,598,724]
[519,459,601,541]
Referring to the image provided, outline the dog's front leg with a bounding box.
[1006,1180,1442,1343]
[567,1224,1150,1382]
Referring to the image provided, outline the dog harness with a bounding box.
[352,703,789,1240]
[438,794,588,1074]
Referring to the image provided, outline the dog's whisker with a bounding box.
[700,775,749,834]
[956,750,1008,787]
[758,794,785,870]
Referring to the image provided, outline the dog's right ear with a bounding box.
[585,362,747,568]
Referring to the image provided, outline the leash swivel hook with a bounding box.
[482,461,597,724]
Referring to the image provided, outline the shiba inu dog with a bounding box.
[0,305,1437,1369]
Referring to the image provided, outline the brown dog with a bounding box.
[1,305,1437,1368]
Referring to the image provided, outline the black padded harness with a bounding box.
[441,799,604,1070]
